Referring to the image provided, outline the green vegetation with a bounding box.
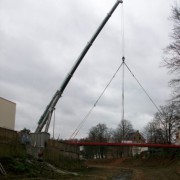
[0,156,40,178]
[0,155,86,179]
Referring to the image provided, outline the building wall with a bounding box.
[0,97,16,130]
[130,130,146,143]
[131,131,147,156]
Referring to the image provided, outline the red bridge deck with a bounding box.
[68,141,180,148]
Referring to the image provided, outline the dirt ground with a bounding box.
[1,158,180,179]
[121,158,180,180]
[72,158,180,180]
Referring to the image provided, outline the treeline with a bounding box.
[83,119,134,144]
[144,103,180,144]
[144,3,180,145]
[79,120,137,159]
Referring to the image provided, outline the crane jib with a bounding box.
[35,0,123,133]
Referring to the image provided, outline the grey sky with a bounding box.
[0,0,175,139]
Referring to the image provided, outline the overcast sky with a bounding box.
[0,0,176,139]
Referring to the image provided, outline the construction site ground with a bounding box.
[82,158,180,180]
[1,157,180,179]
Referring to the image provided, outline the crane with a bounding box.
[35,0,123,134]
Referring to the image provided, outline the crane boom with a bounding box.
[35,0,123,133]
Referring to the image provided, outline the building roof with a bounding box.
[0,97,16,105]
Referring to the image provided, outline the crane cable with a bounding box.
[69,2,165,139]
[121,3,125,121]
[121,62,125,142]
[121,3,125,57]
[120,4,164,125]
[69,62,123,140]
[69,3,126,140]
[124,62,163,118]
[124,62,166,127]
[119,4,163,124]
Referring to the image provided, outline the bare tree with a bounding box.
[163,4,180,100]
[153,103,180,144]
[113,119,134,142]
[87,123,111,158]
[144,120,164,144]
[88,123,111,142]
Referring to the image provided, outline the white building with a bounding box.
[0,97,16,130]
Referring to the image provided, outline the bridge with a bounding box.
[68,141,180,149]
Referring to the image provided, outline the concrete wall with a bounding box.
[0,127,79,161]
[44,139,79,161]
[0,127,26,157]
[0,97,16,130]
[26,138,79,160]
[0,127,18,142]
